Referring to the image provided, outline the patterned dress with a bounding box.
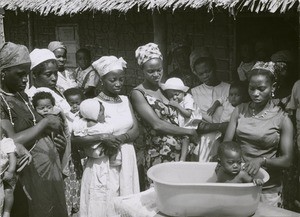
[133,89,183,188]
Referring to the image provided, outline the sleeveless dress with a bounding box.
[132,89,183,188]
[79,95,139,217]
[235,102,288,207]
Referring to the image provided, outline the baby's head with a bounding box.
[228,81,249,107]
[63,88,85,114]
[32,91,55,116]
[161,77,189,103]
[217,141,242,175]
[80,99,105,123]
[76,48,91,71]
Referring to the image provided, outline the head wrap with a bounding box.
[48,41,67,52]
[189,47,213,72]
[92,56,127,78]
[135,43,163,66]
[252,61,275,74]
[80,99,101,121]
[30,49,57,70]
[0,42,31,70]
[271,50,294,63]
[161,77,189,92]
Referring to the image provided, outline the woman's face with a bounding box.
[142,58,163,86]
[34,61,58,90]
[101,69,125,96]
[1,63,30,93]
[194,62,215,85]
[248,74,274,106]
[53,48,67,70]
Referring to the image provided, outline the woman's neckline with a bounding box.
[97,92,122,103]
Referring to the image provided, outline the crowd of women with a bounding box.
[0,40,299,217]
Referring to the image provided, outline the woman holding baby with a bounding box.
[73,56,140,217]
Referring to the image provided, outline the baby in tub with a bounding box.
[215,141,263,185]
[73,98,121,166]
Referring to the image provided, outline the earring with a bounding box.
[1,73,5,81]
[271,91,275,98]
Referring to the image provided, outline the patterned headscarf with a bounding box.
[251,61,277,81]
[135,43,163,66]
[0,42,31,70]
[92,56,127,78]
[48,41,67,52]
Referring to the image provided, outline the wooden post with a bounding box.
[0,8,5,47]
[152,10,168,82]
[299,12,300,78]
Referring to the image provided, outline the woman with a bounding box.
[0,42,68,217]
[224,61,293,207]
[130,43,197,188]
[190,47,230,162]
[48,41,77,92]
[74,56,139,217]
[26,48,82,216]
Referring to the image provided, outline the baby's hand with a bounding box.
[3,171,14,182]
[207,105,217,116]
[253,178,264,186]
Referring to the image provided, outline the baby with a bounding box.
[73,98,121,166]
[215,141,263,185]
[207,81,248,123]
[161,77,200,161]
[0,137,17,217]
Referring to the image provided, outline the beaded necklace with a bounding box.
[0,89,37,126]
[98,91,122,103]
[249,101,270,119]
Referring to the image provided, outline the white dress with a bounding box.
[80,95,140,217]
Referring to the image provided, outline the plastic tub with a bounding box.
[147,162,269,217]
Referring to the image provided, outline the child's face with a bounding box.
[228,87,242,107]
[35,99,54,116]
[165,89,185,103]
[97,103,105,123]
[76,52,91,70]
[220,150,242,176]
[67,94,83,114]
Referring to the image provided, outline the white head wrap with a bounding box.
[80,99,101,121]
[30,49,56,70]
[92,56,127,78]
[135,43,163,66]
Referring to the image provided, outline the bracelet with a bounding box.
[123,133,130,141]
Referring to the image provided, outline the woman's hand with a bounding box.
[243,158,264,176]
[102,134,122,149]
[15,143,32,172]
[53,134,66,153]
[197,120,211,134]
[45,115,61,133]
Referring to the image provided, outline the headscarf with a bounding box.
[92,56,127,78]
[48,41,67,52]
[271,50,294,63]
[80,99,101,121]
[135,43,163,66]
[189,47,212,72]
[30,49,57,70]
[251,61,277,81]
[0,42,31,70]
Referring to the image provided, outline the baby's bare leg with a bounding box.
[3,187,14,217]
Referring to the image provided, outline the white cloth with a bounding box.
[92,56,127,78]
[219,99,235,123]
[56,69,78,92]
[191,82,230,123]
[30,49,56,70]
[75,66,100,89]
[178,93,198,128]
[80,95,140,217]
[0,138,16,176]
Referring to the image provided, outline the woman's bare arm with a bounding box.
[223,107,239,141]
[131,89,196,137]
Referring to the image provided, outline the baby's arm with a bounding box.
[207,100,221,116]
[169,100,193,118]
[239,170,264,186]
[3,152,17,182]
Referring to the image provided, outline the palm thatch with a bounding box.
[0,0,298,16]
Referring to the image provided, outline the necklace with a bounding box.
[17,92,37,125]
[98,92,122,103]
[0,92,14,126]
[250,102,270,118]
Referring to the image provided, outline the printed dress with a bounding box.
[133,89,183,188]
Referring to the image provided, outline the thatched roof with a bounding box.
[0,0,298,16]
